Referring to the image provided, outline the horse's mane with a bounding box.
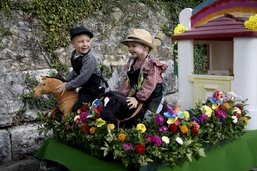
[46,74,66,82]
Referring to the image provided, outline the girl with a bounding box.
[118,29,167,116]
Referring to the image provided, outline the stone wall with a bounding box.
[0,2,177,163]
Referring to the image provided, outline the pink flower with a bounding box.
[79,111,88,122]
[215,109,227,119]
[200,114,208,122]
[154,114,165,125]
[158,125,168,133]
[122,143,133,151]
[151,135,163,147]
[145,134,152,143]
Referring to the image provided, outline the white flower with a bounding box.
[73,115,80,121]
[231,116,238,124]
[175,137,183,145]
[233,107,241,115]
[161,136,170,144]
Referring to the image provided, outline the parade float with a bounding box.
[36,0,257,171]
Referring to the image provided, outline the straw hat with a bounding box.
[121,29,156,50]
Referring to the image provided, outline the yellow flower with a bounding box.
[173,24,188,35]
[167,117,177,125]
[89,127,96,134]
[118,133,126,141]
[201,105,213,117]
[180,125,189,134]
[107,123,115,130]
[184,111,190,120]
[244,14,257,31]
[136,123,146,133]
[241,117,249,125]
[95,118,106,127]
[211,104,218,110]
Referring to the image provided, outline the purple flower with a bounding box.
[215,109,227,119]
[200,114,209,122]
[122,143,133,151]
[79,111,88,122]
[154,114,165,125]
[145,134,152,143]
[158,125,168,133]
[191,116,201,125]
[151,135,163,147]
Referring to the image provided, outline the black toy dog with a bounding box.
[100,91,145,128]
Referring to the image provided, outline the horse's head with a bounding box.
[33,76,62,97]
[100,91,129,122]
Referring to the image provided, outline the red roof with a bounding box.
[172,14,257,40]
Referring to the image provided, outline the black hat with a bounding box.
[70,26,93,40]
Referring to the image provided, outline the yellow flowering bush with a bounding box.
[244,14,257,31]
[173,23,188,35]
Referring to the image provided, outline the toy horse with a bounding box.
[33,76,78,115]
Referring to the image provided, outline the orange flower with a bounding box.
[89,127,96,134]
[222,102,231,109]
[118,133,126,141]
[180,125,189,134]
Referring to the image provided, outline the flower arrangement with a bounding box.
[244,14,257,31]
[173,23,188,35]
[38,90,250,168]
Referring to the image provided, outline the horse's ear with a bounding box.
[41,75,47,80]
[100,91,113,98]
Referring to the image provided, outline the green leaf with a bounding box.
[198,148,206,157]
[184,139,193,146]
[186,153,192,162]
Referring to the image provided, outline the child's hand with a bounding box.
[127,97,138,109]
[56,83,66,96]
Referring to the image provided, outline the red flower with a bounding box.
[236,113,241,119]
[81,124,90,134]
[236,104,244,111]
[191,127,199,136]
[135,144,145,154]
[169,123,178,133]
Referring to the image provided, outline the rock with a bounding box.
[9,124,47,159]
[21,109,38,122]
[0,130,11,163]
[162,60,177,94]
[0,159,40,171]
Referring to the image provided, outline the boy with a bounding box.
[56,26,106,111]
